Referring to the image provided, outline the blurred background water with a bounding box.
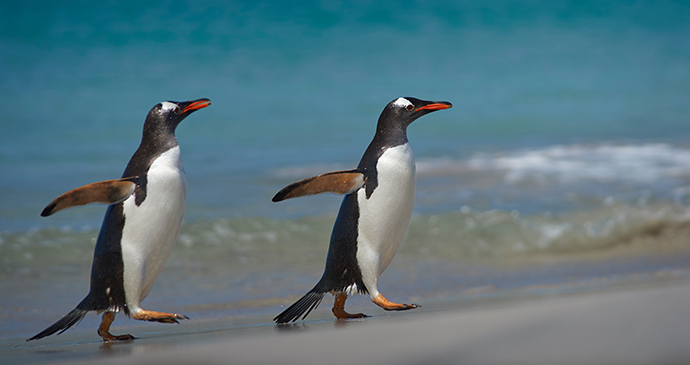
[1,0,690,340]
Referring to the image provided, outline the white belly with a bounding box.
[356,143,415,282]
[120,147,186,309]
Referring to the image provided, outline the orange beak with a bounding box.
[416,102,453,112]
[182,99,212,113]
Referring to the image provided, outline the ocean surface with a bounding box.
[2,1,690,343]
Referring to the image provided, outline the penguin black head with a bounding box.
[375,97,452,142]
[137,98,211,155]
[385,97,452,125]
[144,98,212,135]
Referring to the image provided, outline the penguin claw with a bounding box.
[131,310,189,323]
[97,312,136,342]
[152,313,189,323]
[155,314,188,323]
[334,311,369,320]
[332,293,369,320]
[100,333,136,342]
[373,294,421,311]
[388,303,419,311]
[346,313,370,319]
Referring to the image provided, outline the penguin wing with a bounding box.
[272,169,365,202]
[41,176,139,216]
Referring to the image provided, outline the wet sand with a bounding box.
[5,280,690,365]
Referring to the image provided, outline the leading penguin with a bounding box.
[27,98,211,341]
[272,97,452,323]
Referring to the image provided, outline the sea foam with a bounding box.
[418,143,690,184]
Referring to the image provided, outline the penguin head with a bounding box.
[375,97,452,140]
[386,97,453,126]
[144,98,212,136]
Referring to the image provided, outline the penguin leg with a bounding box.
[332,293,367,319]
[97,312,135,342]
[372,293,419,311]
[130,309,189,323]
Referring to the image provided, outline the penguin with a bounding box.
[272,97,452,323]
[27,98,211,342]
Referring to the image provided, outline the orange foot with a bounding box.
[332,293,368,320]
[131,309,189,323]
[97,312,135,342]
[373,293,419,311]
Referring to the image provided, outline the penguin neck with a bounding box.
[358,122,409,170]
[373,119,409,150]
[142,120,180,152]
[122,126,179,178]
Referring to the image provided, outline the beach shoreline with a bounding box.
[4,279,690,365]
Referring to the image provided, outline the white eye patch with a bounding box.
[159,101,177,115]
[392,97,413,109]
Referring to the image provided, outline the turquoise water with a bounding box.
[2,1,690,341]
[3,1,690,229]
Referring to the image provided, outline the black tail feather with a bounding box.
[27,308,89,341]
[274,291,326,324]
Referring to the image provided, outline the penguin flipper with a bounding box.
[274,291,326,324]
[27,307,89,341]
[272,170,364,202]
[41,177,139,216]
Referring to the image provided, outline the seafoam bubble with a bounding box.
[536,223,570,248]
[468,143,690,184]
[418,143,690,185]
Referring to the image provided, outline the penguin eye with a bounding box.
[173,106,181,115]
[406,104,415,111]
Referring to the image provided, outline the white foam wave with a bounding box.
[418,143,690,184]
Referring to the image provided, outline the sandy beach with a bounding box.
[3,280,689,365]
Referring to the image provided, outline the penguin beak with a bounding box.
[416,101,453,112]
[181,98,212,114]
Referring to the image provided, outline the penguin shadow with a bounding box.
[98,334,175,357]
[273,315,370,334]
[273,322,311,334]
[98,338,136,356]
[333,316,370,329]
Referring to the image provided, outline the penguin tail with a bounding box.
[274,290,326,324]
[27,307,89,341]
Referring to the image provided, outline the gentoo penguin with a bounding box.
[272,97,452,323]
[27,98,211,341]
